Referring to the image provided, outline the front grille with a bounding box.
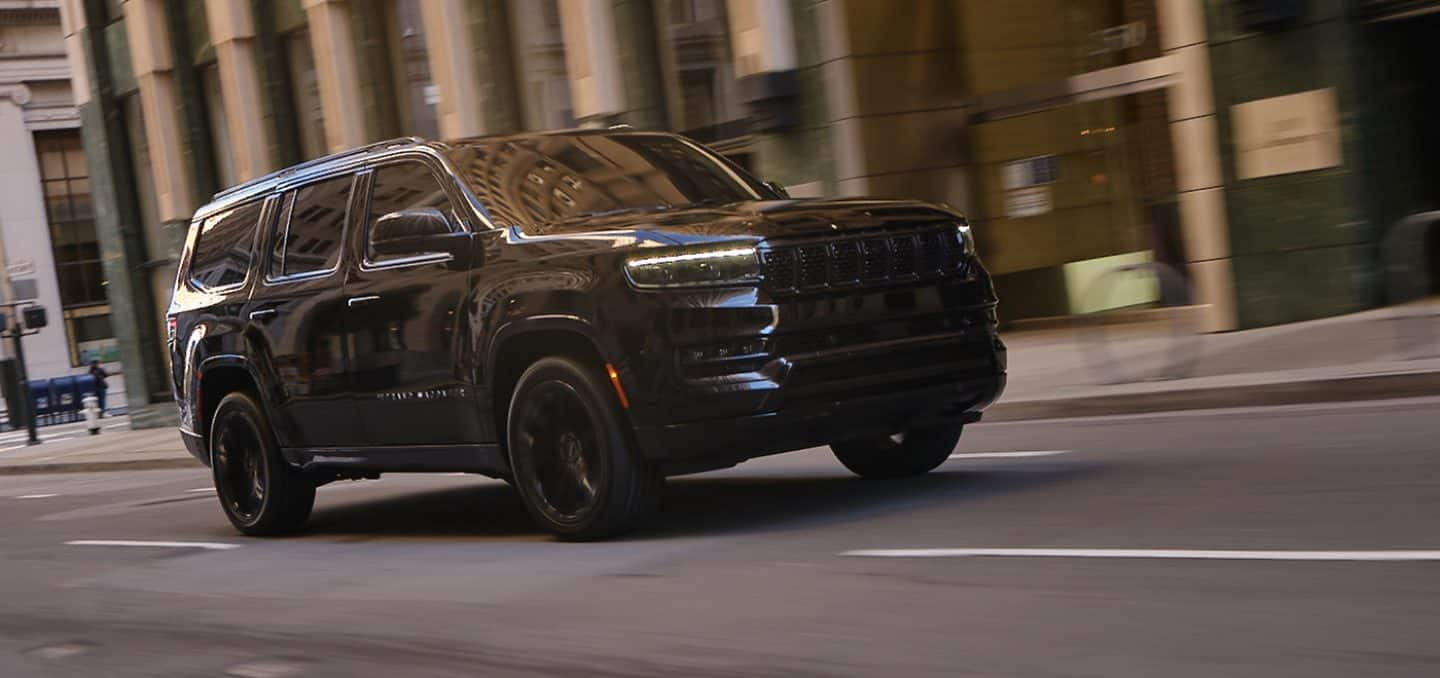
[760,224,969,295]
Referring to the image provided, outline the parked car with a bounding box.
[168,130,1006,540]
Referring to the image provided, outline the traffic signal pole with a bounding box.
[1,302,43,446]
[9,322,37,445]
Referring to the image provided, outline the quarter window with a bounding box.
[367,162,457,263]
[272,176,352,278]
[190,200,263,289]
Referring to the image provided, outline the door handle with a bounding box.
[248,308,277,320]
[347,295,381,308]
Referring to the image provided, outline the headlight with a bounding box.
[624,244,761,288]
[957,220,976,257]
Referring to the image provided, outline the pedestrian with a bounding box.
[88,359,108,416]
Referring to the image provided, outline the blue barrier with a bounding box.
[27,379,53,424]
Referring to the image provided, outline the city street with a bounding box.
[2,397,1438,676]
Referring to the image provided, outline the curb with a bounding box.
[0,457,200,476]
[3,370,1439,474]
[984,370,1440,422]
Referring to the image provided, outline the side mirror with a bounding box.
[371,208,476,265]
[763,181,790,199]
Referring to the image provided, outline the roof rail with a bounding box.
[211,136,429,202]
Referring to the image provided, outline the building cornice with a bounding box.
[0,83,32,105]
[0,55,71,83]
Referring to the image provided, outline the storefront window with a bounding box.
[656,0,745,143]
[285,28,327,159]
[34,130,117,365]
[387,0,439,139]
[510,0,575,131]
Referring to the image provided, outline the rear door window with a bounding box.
[270,175,353,279]
[190,200,263,289]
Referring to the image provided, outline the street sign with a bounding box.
[6,259,36,277]
[8,278,38,302]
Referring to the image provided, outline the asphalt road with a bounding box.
[2,398,1438,677]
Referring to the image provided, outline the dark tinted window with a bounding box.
[272,176,351,277]
[367,161,456,262]
[445,133,771,233]
[190,200,263,289]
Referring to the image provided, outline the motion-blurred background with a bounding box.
[1,0,1437,424]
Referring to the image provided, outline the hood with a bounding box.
[520,198,966,245]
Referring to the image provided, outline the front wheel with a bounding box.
[831,423,965,479]
[210,391,315,536]
[506,357,663,540]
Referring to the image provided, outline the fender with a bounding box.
[192,354,276,450]
[484,314,618,396]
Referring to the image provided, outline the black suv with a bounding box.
[169,130,1005,539]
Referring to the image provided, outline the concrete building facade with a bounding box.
[1,0,123,400]
[48,0,1440,427]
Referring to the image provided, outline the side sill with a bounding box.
[282,444,509,479]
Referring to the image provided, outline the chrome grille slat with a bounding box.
[760,223,968,295]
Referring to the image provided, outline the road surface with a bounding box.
[2,398,1438,676]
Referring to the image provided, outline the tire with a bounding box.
[831,423,965,479]
[506,357,663,540]
[210,391,315,536]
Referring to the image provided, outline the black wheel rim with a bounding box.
[513,381,604,525]
[214,413,266,524]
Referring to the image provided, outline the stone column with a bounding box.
[1158,0,1236,332]
[121,0,195,227]
[205,0,274,181]
[727,0,797,77]
[420,0,486,138]
[302,0,367,152]
[63,0,173,427]
[557,0,624,123]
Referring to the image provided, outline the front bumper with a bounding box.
[623,274,1006,470]
[634,371,1004,473]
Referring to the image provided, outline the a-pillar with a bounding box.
[205,0,274,181]
[1158,0,1237,332]
[302,0,367,152]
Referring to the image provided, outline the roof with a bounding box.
[202,126,655,217]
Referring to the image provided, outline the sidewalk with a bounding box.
[990,301,1440,420]
[0,419,196,476]
[1,303,1437,475]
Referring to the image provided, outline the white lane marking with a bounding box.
[841,548,1440,561]
[66,540,241,551]
[948,450,1070,460]
[185,488,214,493]
[104,423,129,430]
[16,493,59,499]
[0,444,27,452]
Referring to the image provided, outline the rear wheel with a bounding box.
[506,357,662,540]
[831,422,965,479]
[210,391,315,535]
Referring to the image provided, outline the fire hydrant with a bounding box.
[82,394,101,435]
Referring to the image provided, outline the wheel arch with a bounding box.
[486,317,621,443]
[196,355,268,461]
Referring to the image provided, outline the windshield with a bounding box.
[445,133,774,232]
